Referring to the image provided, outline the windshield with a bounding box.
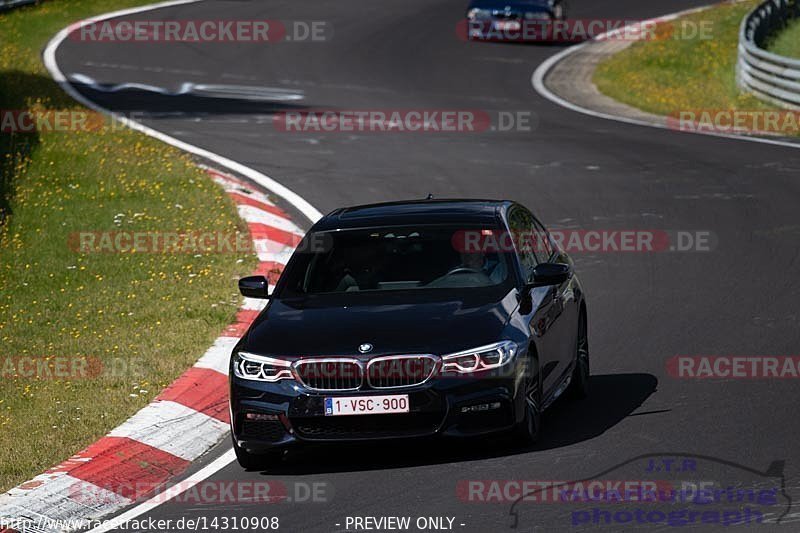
[277,225,513,297]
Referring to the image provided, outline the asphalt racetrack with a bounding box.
[53,0,800,530]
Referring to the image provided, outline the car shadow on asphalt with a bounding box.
[466,39,577,49]
[259,372,659,475]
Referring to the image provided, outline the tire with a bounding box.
[514,363,542,444]
[553,2,567,21]
[567,310,589,400]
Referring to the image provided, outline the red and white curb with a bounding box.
[0,168,304,532]
[1,0,323,529]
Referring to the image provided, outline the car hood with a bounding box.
[241,290,519,357]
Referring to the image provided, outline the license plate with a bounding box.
[324,395,409,416]
[493,20,521,31]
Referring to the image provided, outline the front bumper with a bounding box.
[230,368,524,453]
[466,18,556,42]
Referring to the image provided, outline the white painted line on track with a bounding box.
[531,5,800,150]
[84,449,238,533]
[43,0,324,225]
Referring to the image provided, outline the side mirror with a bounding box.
[527,263,571,289]
[239,276,270,299]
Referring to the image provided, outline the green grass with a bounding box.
[767,16,800,58]
[593,0,772,117]
[0,1,256,491]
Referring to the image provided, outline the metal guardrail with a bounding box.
[738,0,800,108]
[0,0,37,11]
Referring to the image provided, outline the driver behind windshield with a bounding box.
[427,250,507,287]
[283,227,511,295]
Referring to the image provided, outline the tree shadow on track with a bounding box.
[261,372,659,475]
[67,81,309,116]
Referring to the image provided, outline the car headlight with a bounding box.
[467,8,491,20]
[442,340,518,373]
[232,352,294,382]
[525,11,551,20]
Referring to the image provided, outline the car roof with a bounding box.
[468,0,551,11]
[311,199,511,231]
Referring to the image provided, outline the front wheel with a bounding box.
[553,2,567,21]
[567,310,589,399]
[514,369,542,444]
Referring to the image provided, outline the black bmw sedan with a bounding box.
[229,200,588,469]
[465,0,568,42]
